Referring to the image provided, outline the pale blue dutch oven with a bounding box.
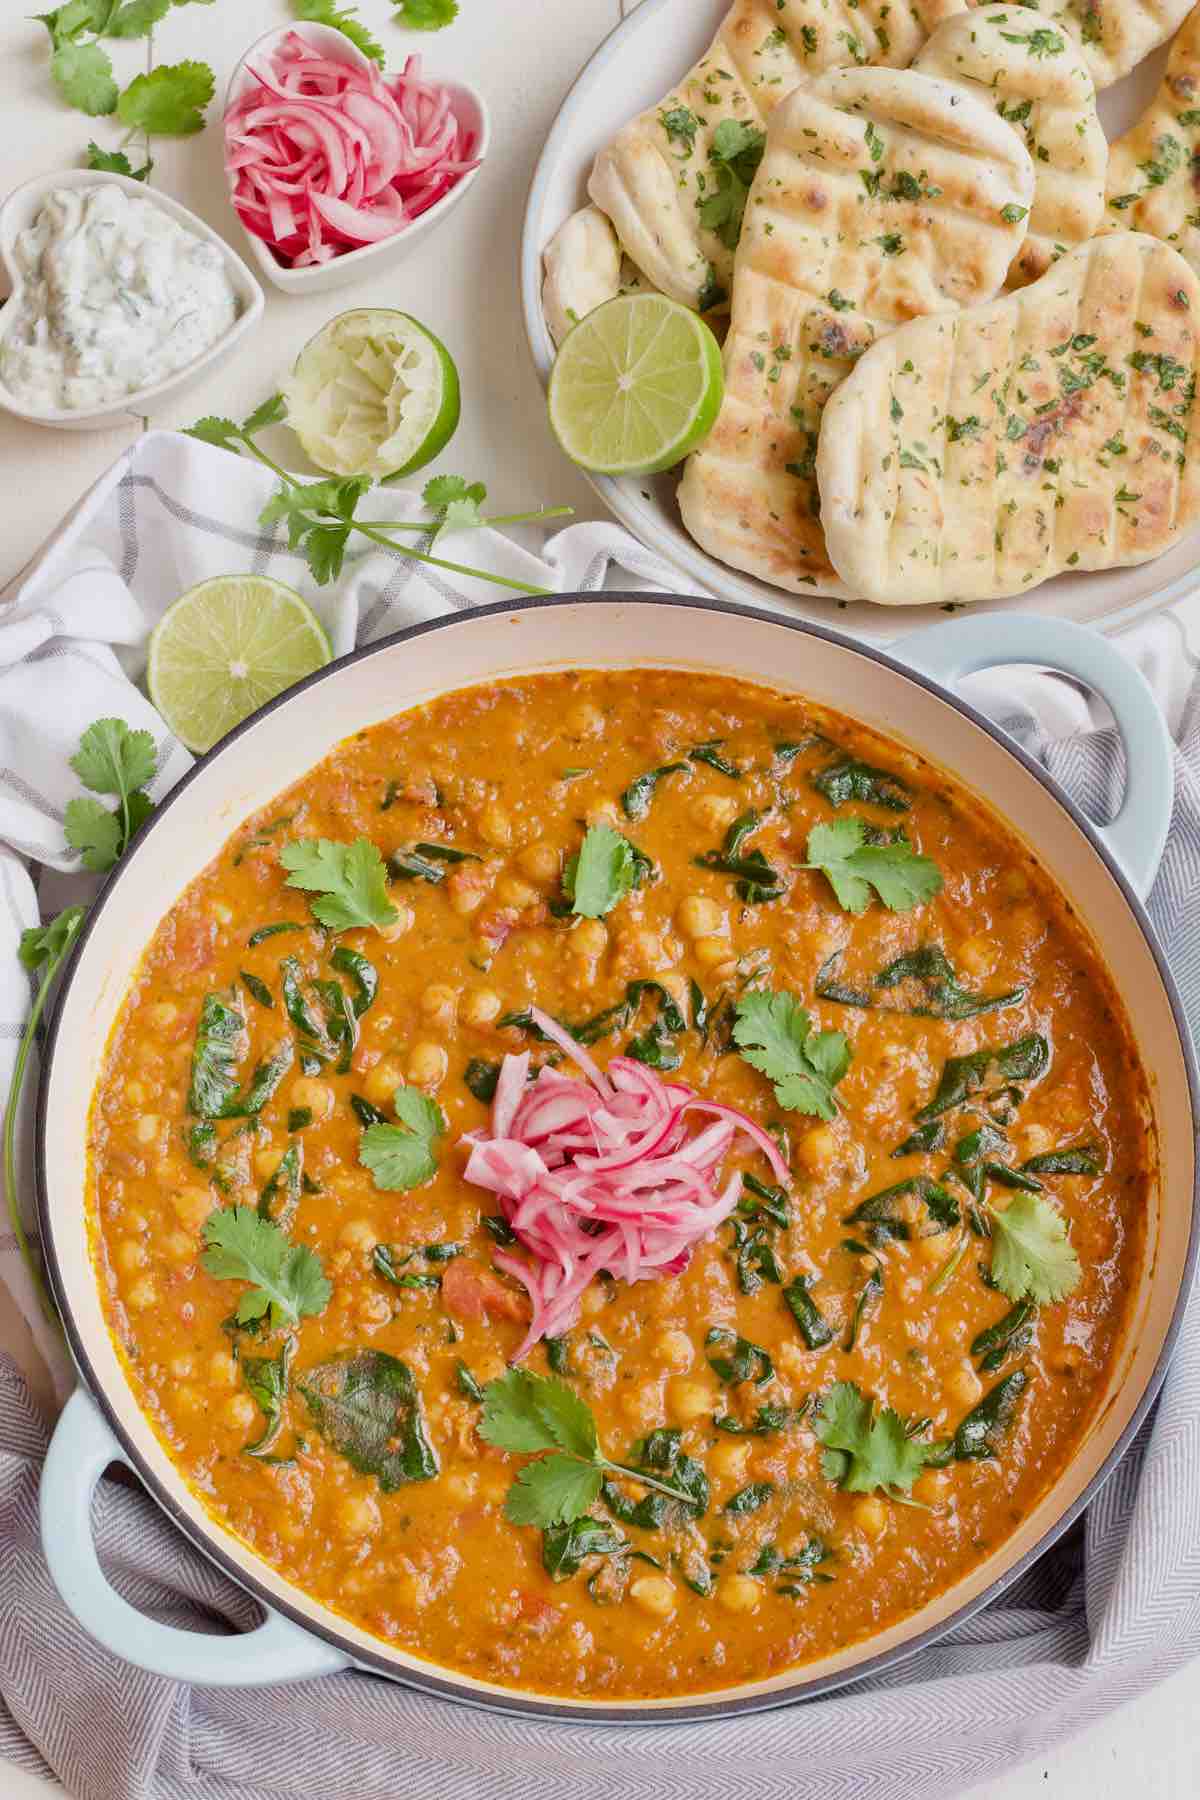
[35,599,1200,1719]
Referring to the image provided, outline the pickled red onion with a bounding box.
[459,1006,790,1362]
[224,34,481,269]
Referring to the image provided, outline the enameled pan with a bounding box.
[35,599,1200,1720]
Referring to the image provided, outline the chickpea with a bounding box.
[693,935,733,968]
[946,1365,983,1409]
[356,1290,392,1328]
[407,1042,448,1087]
[629,1576,677,1619]
[147,1001,178,1029]
[677,895,726,940]
[461,987,502,1028]
[419,983,459,1026]
[718,1575,762,1615]
[616,926,663,970]
[364,1058,405,1105]
[378,903,415,941]
[853,1496,889,1538]
[957,933,997,977]
[566,700,604,736]
[667,1377,713,1425]
[1010,903,1042,943]
[916,1231,952,1264]
[125,1276,158,1310]
[797,1124,838,1174]
[115,1238,146,1273]
[169,1354,196,1379]
[478,802,512,848]
[578,1285,608,1319]
[209,901,235,926]
[289,1076,334,1120]
[445,1471,479,1504]
[913,1469,951,1505]
[709,1441,751,1483]
[338,1218,376,1252]
[519,843,560,882]
[172,1385,202,1419]
[621,1386,662,1430]
[495,875,539,910]
[209,1350,239,1387]
[162,1230,195,1264]
[255,1146,286,1181]
[394,1572,430,1609]
[653,1328,694,1371]
[691,793,739,832]
[775,1341,813,1382]
[448,881,486,917]
[134,1114,161,1146]
[125,1080,147,1106]
[1000,868,1031,901]
[336,1492,381,1539]
[221,1393,259,1432]
[570,918,608,959]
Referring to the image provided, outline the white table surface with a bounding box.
[2,2,1198,1795]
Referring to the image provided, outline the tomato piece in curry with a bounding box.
[89,671,1150,1699]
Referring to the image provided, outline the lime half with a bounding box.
[284,308,460,481]
[147,576,332,754]
[548,293,724,476]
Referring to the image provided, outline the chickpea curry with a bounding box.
[89,670,1150,1699]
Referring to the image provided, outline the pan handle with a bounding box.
[40,1386,350,1687]
[896,613,1174,901]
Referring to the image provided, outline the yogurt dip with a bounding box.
[1,184,240,412]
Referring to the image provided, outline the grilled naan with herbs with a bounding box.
[969,0,1196,86]
[817,233,1200,604]
[587,0,967,313]
[915,9,1106,288]
[1103,2,1200,275]
[676,68,1034,597]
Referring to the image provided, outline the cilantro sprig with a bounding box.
[479,1370,699,1527]
[292,0,384,64]
[36,3,214,131]
[814,1381,942,1499]
[185,399,571,591]
[200,1205,331,1327]
[988,1192,1081,1303]
[732,989,851,1119]
[360,1089,444,1191]
[567,824,642,918]
[279,836,398,933]
[802,817,943,914]
[394,0,459,25]
[65,717,157,872]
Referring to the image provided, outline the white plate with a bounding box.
[520,0,1197,642]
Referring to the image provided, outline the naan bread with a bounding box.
[965,0,1194,88]
[588,0,967,313]
[817,233,1200,604]
[1103,2,1200,275]
[542,208,718,348]
[915,9,1105,287]
[676,69,1034,597]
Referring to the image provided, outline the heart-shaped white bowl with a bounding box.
[0,168,264,432]
[223,21,490,297]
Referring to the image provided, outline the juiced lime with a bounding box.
[147,576,332,754]
[285,308,460,481]
[547,293,724,476]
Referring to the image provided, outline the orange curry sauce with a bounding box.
[89,671,1150,1698]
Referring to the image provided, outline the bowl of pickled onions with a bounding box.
[223,21,487,293]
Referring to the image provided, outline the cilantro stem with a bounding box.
[4,932,80,1334]
[602,1456,696,1505]
[349,522,556,594]
[367,506,575,532]
[927,1228,969,1296]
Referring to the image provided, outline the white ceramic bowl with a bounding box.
[35,598,1198,1718]
[223,21,490,297]
[0,168,264,433]
[519,0,1200,642]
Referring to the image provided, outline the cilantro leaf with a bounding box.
[291,0,385,65]
[570,824,639,918]
[803,816,943,914]
[242,392,288,433]
[52,38,118,115]
[481,1368,600,1458]
[19,905,86,975]
[64,798,122,872]
[184,414,242,450]
[504,1458,603,1527]
[732,988,850,1119]
[280,836,398,933]
[394,0,459,27]
[104,0,170,37]
[989,1193,1082,1303]
[698,118,766,250]
[116,60,214,134]
[814,1380,939,1495]
[359,1089,444,1190]
[85,140,151,178]
[200,1205,331,1327]
[71,717,157,798]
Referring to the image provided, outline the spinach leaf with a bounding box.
[456,1361,484,1402]
[465,1058,501,1102]
[706,1326,774,1385]
[601,1429,709,1529]
[915,1034,1050,1121]
[546,1335,571,1375]
[258,1142,302,1227]
[374,1244,440,1289]
[843,1175,960,1244]
[811,758,910,812]
[891,1120,944,1158]
[1020,1145,1101,1176]
[971,1300,1036,1372]
[390,842,481,883]
[688,739,740,777]
[783,1274,834,1349]
[482,1213,517,1246]
[731,1221,783,1294]
[234,1040,295,1118]
[748,1537,833,1590]
[738,1173,790,1228]
[240,970,274,1009]
[816,946,1022,1020]
[280,957,336,1072]
[542,1517,626,1579]
[247,921,304,947]
[713,1402,808,1435]
[724,1481,773,1515]
[241,1335,295,1457]
[330,945,378,1015]
[843,1260,883,1353]
[288,1106,313,1132]
[351,1093,387,1127]
[188,994,244,1117]
[186,1119,217,1168]
[298,1350,439,1490]
[696,809,784,903]
[954,1121,1009,1166]
[951,1369,1028,1460]
[621,760,687,821]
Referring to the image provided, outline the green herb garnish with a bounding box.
[200,1205,330,1327]
[359,1089,444,1190]
[732,988,851,1119]
[803,818,942,914]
